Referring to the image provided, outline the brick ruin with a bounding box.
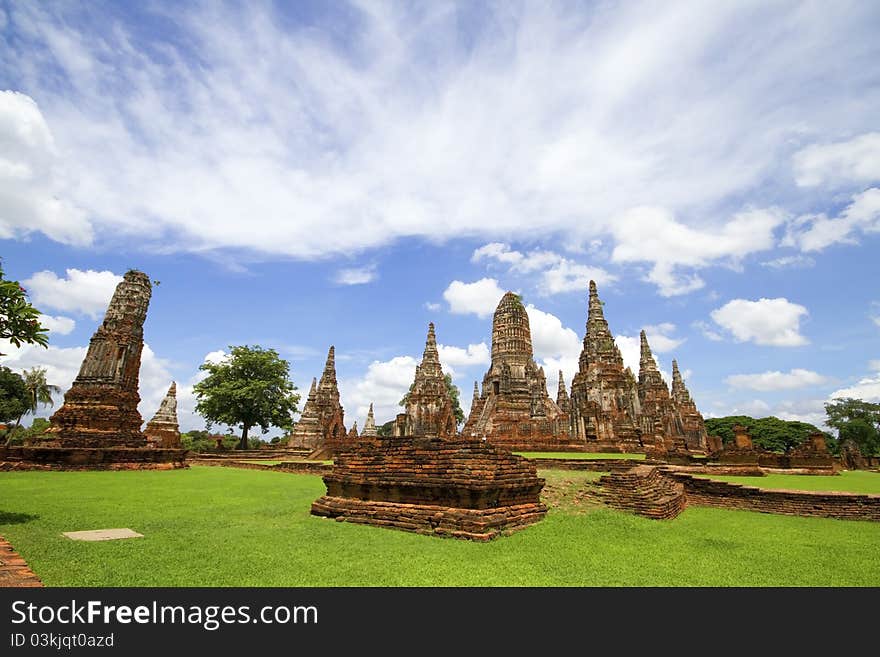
[712,425,836,472]
[671,360,709,452]
[45,270,153,448]
[144,381,181,448]
[463,292,571,448]
[569,281,643,451]
[593,465,880,521]
[392,323,457,439]
[288,346,346,449]
[637,330,688,454]
[0,270,186,470]
[311,437,547,540]
[566,281,708,455]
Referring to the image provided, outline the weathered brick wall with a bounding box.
[528,457,640,472]
[670,472,880,521]
[311,437,547,540]
[0,446,188,470]
[593,466,686,519]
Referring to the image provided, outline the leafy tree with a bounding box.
[0,261,49,354]
[193,345,300,450]
[20,367,62,424]
[377,420,395,437]
[0,366,28,441]
[825,398,880,456]
[704,415,831,453]
[399,372,465,426]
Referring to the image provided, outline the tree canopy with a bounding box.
[825,398,880,456]
[0,262,49,354]
[704,415,831,453]
[0,366,28,427]
[400,372,465,426]
[21,367,62,420]
[193,345,300,450]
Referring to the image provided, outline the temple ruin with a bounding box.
[288,346,346,449]
[568,281,643,451]
[144,381,181,448]
[0,270,186,469]
[670,360,708,452]
[463,292,570,448]
[393,323,457,439]
[311,436,546,540]
[637,331,688,454]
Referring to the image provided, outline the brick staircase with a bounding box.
[593,465,686,520]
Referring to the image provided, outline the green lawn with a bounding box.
[1,466,877,586]
[698,471,880,495]
[516,451,646,460]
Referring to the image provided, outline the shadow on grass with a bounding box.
[0,510,40,525]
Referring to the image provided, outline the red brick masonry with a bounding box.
[311,437,547,540]
[0,536,42,588]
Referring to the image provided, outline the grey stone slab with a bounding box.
[62,528,144,541]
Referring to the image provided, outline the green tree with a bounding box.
[20,367,62,425]
[825,398,880,456]
[0,261,49,354]
[704,415,831,453]
[0,366,28,438]
[399,372,465,426]
[193,345,300,450]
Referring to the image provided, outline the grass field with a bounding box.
[1,466,878,586]
[696,471,880,495]
[515,451,646,460]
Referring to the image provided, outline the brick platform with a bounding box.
[593,466,686,519]
[0,446,188,470]
[311,437,546,540]
[0,536,42,588]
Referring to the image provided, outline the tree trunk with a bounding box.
[238,423,250,450]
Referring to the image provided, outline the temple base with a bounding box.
[0,446,189,471]
[311,496,546,541]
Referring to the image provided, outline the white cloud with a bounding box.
[829,375,880,403]
[615,335,641,376]
[793,132,880,187]
[760,254,815,269]
[539,260,615,296]
[783,188,880,252]
[438,342,490,369]
[424,302,441,312]
[869,359,880,371]
[710,297,809,346]
[772,399,828,428]
[614,334,674,385]
[340,355,418,427]
[38,314,75,335]
[333,265,377,285]
[472,242,614,296]
[524,304,582,390]
[442,278,506,318]
[610,206,785,296]
[0,91,91,245]
[730,399,771,416]
[725,369,829,391]
[24,268,123,319]
[4,3,876,267]
[642,323,684,352]
[692,320,724,342]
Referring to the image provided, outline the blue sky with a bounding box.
[1,0,879,436]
